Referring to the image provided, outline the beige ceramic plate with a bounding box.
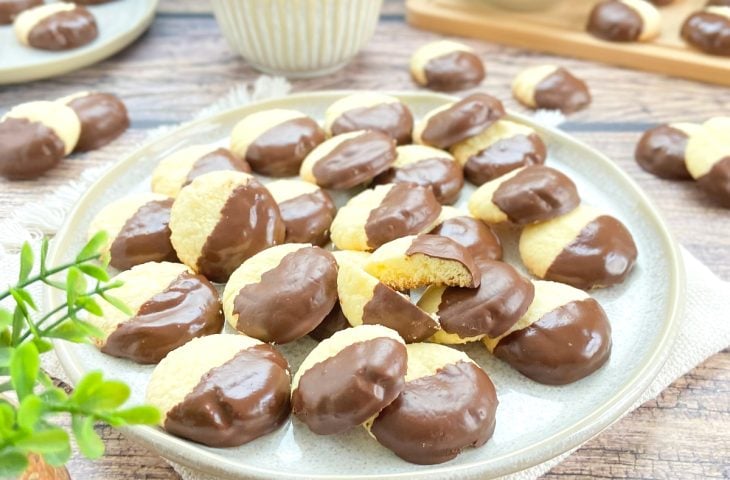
[0,0,157,85]
[50,91,684,479]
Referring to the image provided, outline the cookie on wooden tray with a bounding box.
[685,116,730,207]
[324,92,414,145]
[587,0,662,43]
[14,3,98,51]
[429,206,503,262]
[511,65,591,113]
[410,40,486,92]
[265,179,337,246]
[681,7,730,57]
[59,92,129,152]
[635,123,702,180]
[0,0,41,25]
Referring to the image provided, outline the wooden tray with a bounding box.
[406,0,730,87]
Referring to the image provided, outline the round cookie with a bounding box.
[0,0,41,25]
[330,183,442,251]
[484,280,612,385]
[265,179,337,246]
[519,205,638,289]
[146,334,290,447]
[374,145,464,205]
[291,325,407,435]
[222,244,338,344]
[169,171,285,282]
[451,119,547,185]
[468,165,580,225]
[300,130,396,189]
[88,192,177,271]
[367,343,498,465]
[681,7,730,56]
[413,93,505,150]
[685,117,730,207]
[511,65,591,114]
[15,3,98,51]
[587,0,662,42]
[308,303,350,342]
[324,92,414,145]
[230,109,324,177]
[89,262,224,364]
[634,123,702,179]
[410,40,486,92]
[60,92,129,152]
[429,206,503,262]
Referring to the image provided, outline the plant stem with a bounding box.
[0,254,100,303]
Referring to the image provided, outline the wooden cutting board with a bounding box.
[406,0,730,86]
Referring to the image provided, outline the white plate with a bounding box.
[49,91,684,480]
[0,0,157,85]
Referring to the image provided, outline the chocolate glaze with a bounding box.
[649,0,674,4]
[464,132,547,185]
[108,198,178,271]
[708,0,730,5]
[546,215,638,289]
[278,190,337,246]
[102,272,223,364]
[587,1,643,42]
[374,156,464,205]
[406,234,480,288]
[494,298,612,385]
[184,148,251,186]
[533,68,591,114]
[0,117,64,180]
[165,344,291,447]
[420,93,505,149]
[311,131,396,189]
[422,50,486,92]
[246,117,324,177]
[697,157,730,208]
[364,184,442,249]
[634,125,692,179]
[371,361,498,465]
[430,216,503,262]
[362,283,438,343]
[197,179,285,282]
[0,0,41,24]
[438,260,534,338]
[308,303,349,341]
[330,102,414,145]
[27,6,98,51]
[681,11,730,56]
[233,247,338,344]
[493,165,580,225]
[292,337,407,435]
[67,93,129,152]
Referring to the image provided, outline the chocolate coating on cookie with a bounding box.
[681,7,730,56]
[697,157,730,207]
[430,214,503,263]
[186,148,251,183]
[0,117,65,180]
[16,4,98,51]
[635,124,698,179]
[64,92,129,152]
[708,0,730,6]
[411,41,485,92]
[266,180,337,246]
[406,235,480,288]
[0,0,41,24]
[534,68,591,113]
[326,93,413,145]
[308,303,350,341]
[247,118,324,176]
[587,0,645,42]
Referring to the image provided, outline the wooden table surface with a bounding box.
[1,1,729,478]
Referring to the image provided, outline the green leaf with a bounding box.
[72,416,104,459]
[16,395,42,431]
[99,292,131,316]
[40,237,49,274]
[39,387,67,404]
[18,243,34,282]
[15,427,69,455]
[10,288,37,312]
[75,378,130,411]
[65,267,86,307]
[10,341,39,399]
[78,264,110,282]
[76,297,103,316]
[0,308,11,329]
[70,371,102,405]
[32,338,53,354]
[0,347,11,368]
[0,401,15,429]
[0,450,28,477]
[41,445,72,467]
[46,319,103,343]
[76,231,107,263]
[111,405,161,426]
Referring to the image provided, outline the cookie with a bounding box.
[451,119,547,185]
[324,92,414,145]
[512,65,591,114]
[587,0,662,42]
[14,3,98,51]
[374,145,464,204]
[634,123,702,179]
[291,325,407,435]
[146,334,290,447]
[685,117,730,207]
[265,179,337,246]
[308,303,350,342]
[60,92,129,152]
[519,205,638,289]
[413,93,505,149]
[468,165,580,225]
[89,262,223,364]
[429,207,503,262]
[484,280,612,385]
[410,40,486,92]
[330,183,442,251]
[169,171,285,282]
[367,343,498,465]
[0,0,41,24]
[88,193,177,271]
[230,109,324,176]
[681,7,730,56]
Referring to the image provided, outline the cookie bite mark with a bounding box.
[325,92,414,145]
[587,0,661,42]
[15,3,98,51]
[61,92,129,152]
[634,123,701,180]
[681,7,730,56]
[513,65,591,114]
[0,0,41,25]
[410,40,486,92]
[430,208,503,262]
[686,117,730,207]
[265,179,336,246]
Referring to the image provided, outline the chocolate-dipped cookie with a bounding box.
[292,325,407,435]
[14,3,98,51]
[429,206,503,262]
[374,145,464,204]
[265,179,337,246]
[222,244,338,344]
[634,123,701,180]
[169,171,285,283]
[520,205,638,289]
[587,0,662,42]
[484,280,612,385]
[685,117,730,207]
[146,334,290,447]
[0,101,80,179]
[230,109,324,177]
[681,7,730,56]
[88,193,177,271]
[330,183,442,251]
[308,303,350,341]
[324,92,414,145]
[468,165,580,225]
[367,343,498,465]
[89,262,224,364]
[0,0,41,24]
[413,93,505,150]
[512,65,591,114]
[60,92,129,152]
[410,40,486,92]
[451,119,547,185]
